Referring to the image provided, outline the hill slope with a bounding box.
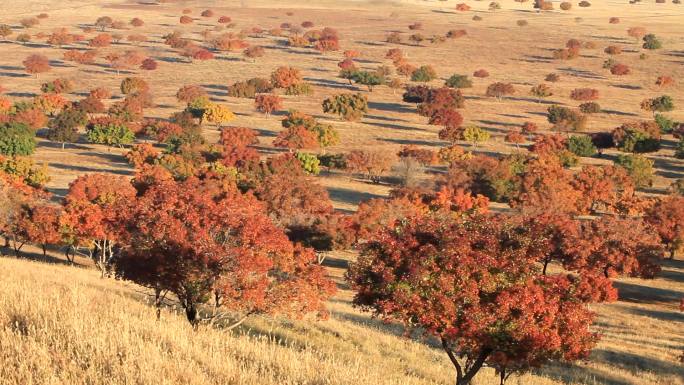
[1,256,683,385]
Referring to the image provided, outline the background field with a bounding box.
[0,0,683,384]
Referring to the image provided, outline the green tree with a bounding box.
[351,71,384,92]
[462,125,490,147]
[86,120,135,148]
[0,122,36,156]
[47,108,87,149]
[642,34,662,50]
[614,154,654,188]
[445,74,473,89]
[322,93,368,121]
[411,65,437,82]
[295,152,321,174]
[567,135,597,157]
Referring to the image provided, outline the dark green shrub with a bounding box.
[445,74,472,89]
[567,135,597,157]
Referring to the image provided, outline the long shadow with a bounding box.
[368,101,415,114]
[365,114,408,123]
[7,92,37,98]
[304,77,354,91]
[75,151,129,164]
[611,84,643,90]
[0,65,24,71]
[382,137,441,147]
[602,109,639,117]
[49,163,133,176]
[2,246,82,267]
[535,363,634,385]
[327,186,385,206]
[477,119,521,128]
[591,349,684,378]
[0,72,30,78]
[507,96,560,105]
[370,121,428,132]
[558,67,605,80]
[36,141,90,150]
[627,306,684,323]
[613,280,683,304]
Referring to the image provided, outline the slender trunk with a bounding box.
[543,258,550,275]
[185,303,199,329]
[42,244,47,257]
[441,338,492,385]
[154,288,163,320]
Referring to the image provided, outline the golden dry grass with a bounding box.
[0,254,682,385]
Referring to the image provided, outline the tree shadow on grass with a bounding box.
[382,137,441,147]
[49,163,133,176]
[327,186,385,207]
[613,280,683,304]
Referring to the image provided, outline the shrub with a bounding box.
[553,47,580,60]
[654,114,678,133]
[547,106,586,131]
[41,78,74,94]
[201,103,235,127]
[386,32,402,44]
[461,125,490,146]
[322,93,368,121]
[411,65,437,82]
[446,29,467,39]
[517,20,529,27]
[180,16,193,24]
[455,3,471,11]
[530,83,552,100]
[614,154,653,188]
[655,75,674,88]
[445,74,472,89]
[254,94,283,116]
[120,77,149,95]
[86,118,134,147]
[0,122,35,156]
[295,152,320,174]
[578,1,591,6]
[23,54,51,76]
[570,88,599,101]
[613,122,661,153]
[609,17,620,24]
[610,63,630,75]
[284,83,314,96]
[604,45,622,55]
[486,82,515,99]
[567,135,597,157]
[560,2,572,10]
[641,95,674,114]
[351,71,385,92]
[579,102,601,114]
[522,122,538,135]
[545,73,560,82]
[642,34,662,50]
[271,66,302,89]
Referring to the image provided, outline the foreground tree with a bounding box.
[115,177,336,326]
[348,212,599,385]
[23,54,51,77]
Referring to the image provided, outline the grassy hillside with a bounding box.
[0,255,682,385]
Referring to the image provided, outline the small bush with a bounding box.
[579,102,601,114]
[411,65,437,82]
[445,74,473,89]
[473,69,489,78]
[614,154,653,188]
[560,2,572,10]
[567,135,597,157]
[0,122,36,156]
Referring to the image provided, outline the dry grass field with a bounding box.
[1,0,684,384]
[0,253,682,385]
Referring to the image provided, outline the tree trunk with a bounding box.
[442,338,492,385]
[42,244,47,257]
[185,303,199,329]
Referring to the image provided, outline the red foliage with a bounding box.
[564,216,663,279]
[23,54,51,75]
[89,33,111,47]
[610,63,630,75]
[655,75,674,88]
[179,16,193,24]
[570,88,599,101]
[273,126,320,150]
[271,66,302,88]
[254,94,283,115]
[455,3,471,11]
[140,58,158,70]
[473,69,489,78]
[645,195,684,259]
[348,212,600,384]
[115,176,335,325]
